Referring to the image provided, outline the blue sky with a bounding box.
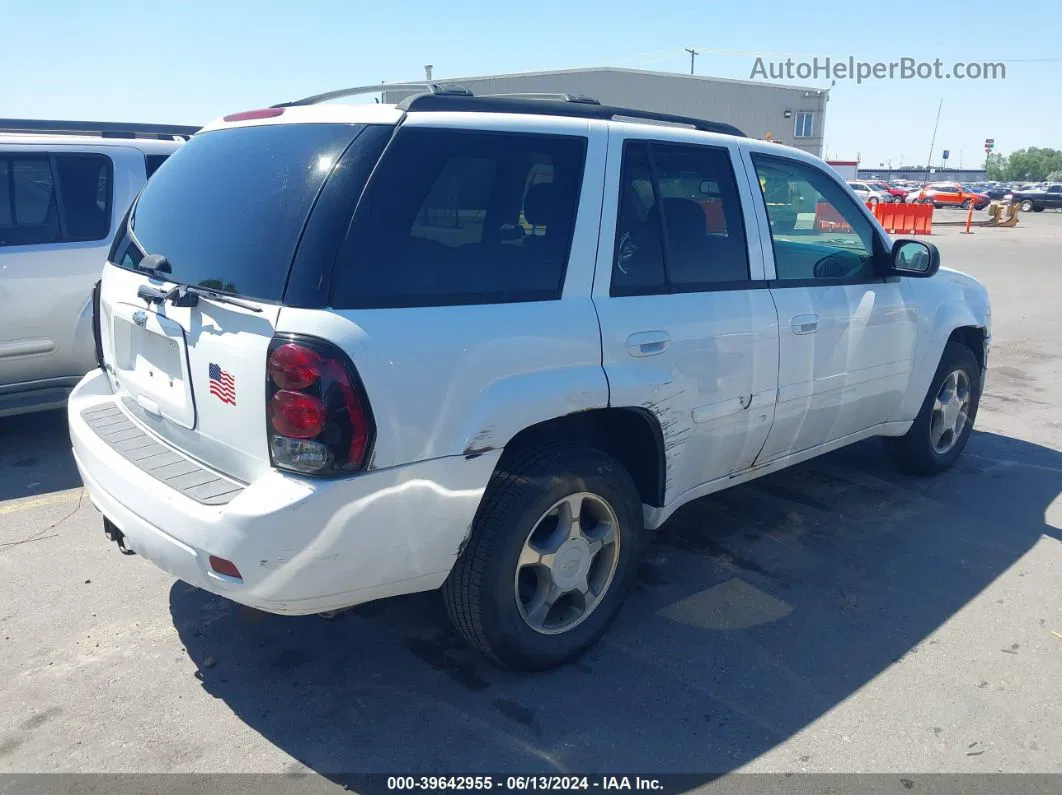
[3,0,1059,167]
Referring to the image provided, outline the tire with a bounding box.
[443,444,645,670]
[961,199,972,209]
[885,342,981,475]
[1033,206,1045,212]
[1020,200,1033,212]
[867,196,879,207]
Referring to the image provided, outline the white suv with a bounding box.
[68,87,991,670]
[0,120,191,417]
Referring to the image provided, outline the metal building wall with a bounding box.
[385,68,828,156]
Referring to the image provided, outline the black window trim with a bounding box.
[750,151,889,288]
[329,126,590,311]
[0,151,114,247]
[609,137,757,298]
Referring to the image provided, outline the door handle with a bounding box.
[791,314,819,335]
[626,331,670,357]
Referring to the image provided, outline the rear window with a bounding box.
[330,127,587,308]
[113,123,367,301]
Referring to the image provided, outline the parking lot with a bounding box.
[1,214,1060,785]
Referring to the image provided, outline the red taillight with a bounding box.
[209,555,242,580]
[270,390,327,438]
[265,335,375,475]
[268,343,320,390]
[223,108,285,122]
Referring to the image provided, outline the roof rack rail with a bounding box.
[479,92,601,105]
[275,82,473,108]
[400,94,745,137]
[0,118,198,140]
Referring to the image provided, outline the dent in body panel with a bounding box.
[640,387,692,502]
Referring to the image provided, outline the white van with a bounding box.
[0,119,191,417]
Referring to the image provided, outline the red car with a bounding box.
[867,180,907,202]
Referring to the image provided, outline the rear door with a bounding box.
[593,127,779,506]
[97,121,372,483]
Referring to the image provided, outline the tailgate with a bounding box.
[99,265,280,483]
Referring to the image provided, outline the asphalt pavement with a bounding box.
[1,212,1060,789]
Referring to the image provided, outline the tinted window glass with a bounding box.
[119,124,367,300]
[0,156,60,246]
[14,158,55,225]
[752,154,877,282]
[612,141,749,295]
[612,142,666,294]
[0,160,10,226]
[55,154,112,242]
[144,154,169,179]
[332,128,587,308]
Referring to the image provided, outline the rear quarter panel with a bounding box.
[278,115,611,469]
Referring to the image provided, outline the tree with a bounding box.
[985,152,1007,181]
[987,148,1062,181]
[1047,170,1062,182]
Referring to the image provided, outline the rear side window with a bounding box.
[0,153,112,247]
[331,128,588,308]
[611,140,750,295]
[115,124,367,300]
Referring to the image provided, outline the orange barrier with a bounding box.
[699,199,727,233]
[872,202,934,236]
[815,202,852,232]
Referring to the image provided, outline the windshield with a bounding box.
[111,123,369,301]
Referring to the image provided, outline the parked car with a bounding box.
[1009,184,1062,212]
[0,120,191,418]
[68,89,991,670]
[847,180,894,204]
[907,182,989,209]
[867,180,907,201]
[980,185,1009,200]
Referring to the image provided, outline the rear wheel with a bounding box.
[885,342,981,475]
[867,196,879,207]
[443,444,645,670]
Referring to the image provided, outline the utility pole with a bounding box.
[685,47,699,75]
[924,98,943,185]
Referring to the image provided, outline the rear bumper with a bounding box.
[69,369,499,615]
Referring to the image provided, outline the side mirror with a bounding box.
[889,239,940,278]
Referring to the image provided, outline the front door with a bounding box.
[593,130,779,506]
[742,148,919,463]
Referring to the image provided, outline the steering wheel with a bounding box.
[813,252,862,279]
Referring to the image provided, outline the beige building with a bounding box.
[384,67,828,156]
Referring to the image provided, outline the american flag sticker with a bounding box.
[208,363,236,405]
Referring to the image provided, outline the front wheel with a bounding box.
[961,199,972,209]
[885,342,981,475]
[443,444,645,670]
[1020,200,1034,212]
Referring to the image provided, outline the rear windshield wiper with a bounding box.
[137,282,263,313]
[132,253,263,313]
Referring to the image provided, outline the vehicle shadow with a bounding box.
[0,409,81,501]
[170,430,1060,781]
